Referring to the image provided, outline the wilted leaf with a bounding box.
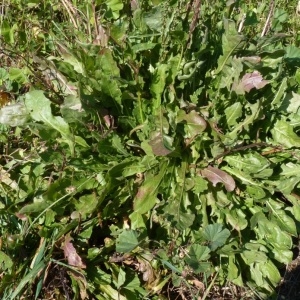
[241,56,261,65]
[68,271,87,300]
[63,235,86,268]
[200,166,236,192]
[0,103,29,126]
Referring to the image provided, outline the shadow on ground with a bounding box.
[276,247,300,300]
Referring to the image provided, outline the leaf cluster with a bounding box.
[0,0,300,299]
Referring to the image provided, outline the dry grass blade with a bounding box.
[261,0,275,37]
[61,0,79,29]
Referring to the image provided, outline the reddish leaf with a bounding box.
[233,71,269,94]
[177,110,207,137]
[200,166,235,192]
[149,132,173,156]
[240,71,269,92]
[63,235,86,269]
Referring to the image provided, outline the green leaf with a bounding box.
[143,6,163,31]
[150,64,169,109]
[225,102,243,127]
[203,224,230,251]
[19,200,50,214]
[271,119,300,148]
[10,261,45,300]
[193,176,208,193]
[225,208,248,231]
[224,153,270,174]
[267,200,297,236]
[257,220,292,250]
[222,166,261,187]
[272,246,293,264]
[184,244,211,274]
[116,268,126,289]
[271,78,288,108]
[74,194,98,218]
[132,161,167,214]
[276,176,300,194]
[216,21,245,74]
[241,250,268,264]
[25,90,88,149]
[0,251,13,270]
[285,45,300,62]
[246,185,266,199]
[260,260,281,287]
[177,110,207,137]
[228,255,243,286]
[105,0,123,19]
[280,162,300,176]
[283,92,300,114]
[220,57,243,89]
[227,102,261,140]
[116,230,139,253]
[131,43,157,53]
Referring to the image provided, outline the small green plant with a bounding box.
[0,0,300,299]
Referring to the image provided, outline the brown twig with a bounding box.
[213,142,280,161]
[261,0,275,37]
[186,0,201,49]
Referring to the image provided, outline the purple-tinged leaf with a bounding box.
[149,132,173,156]
[200,166,236,192]
[241,71,269,92]
[233,71,269,94]
[63,235,86,269]
[177,110,207,135]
